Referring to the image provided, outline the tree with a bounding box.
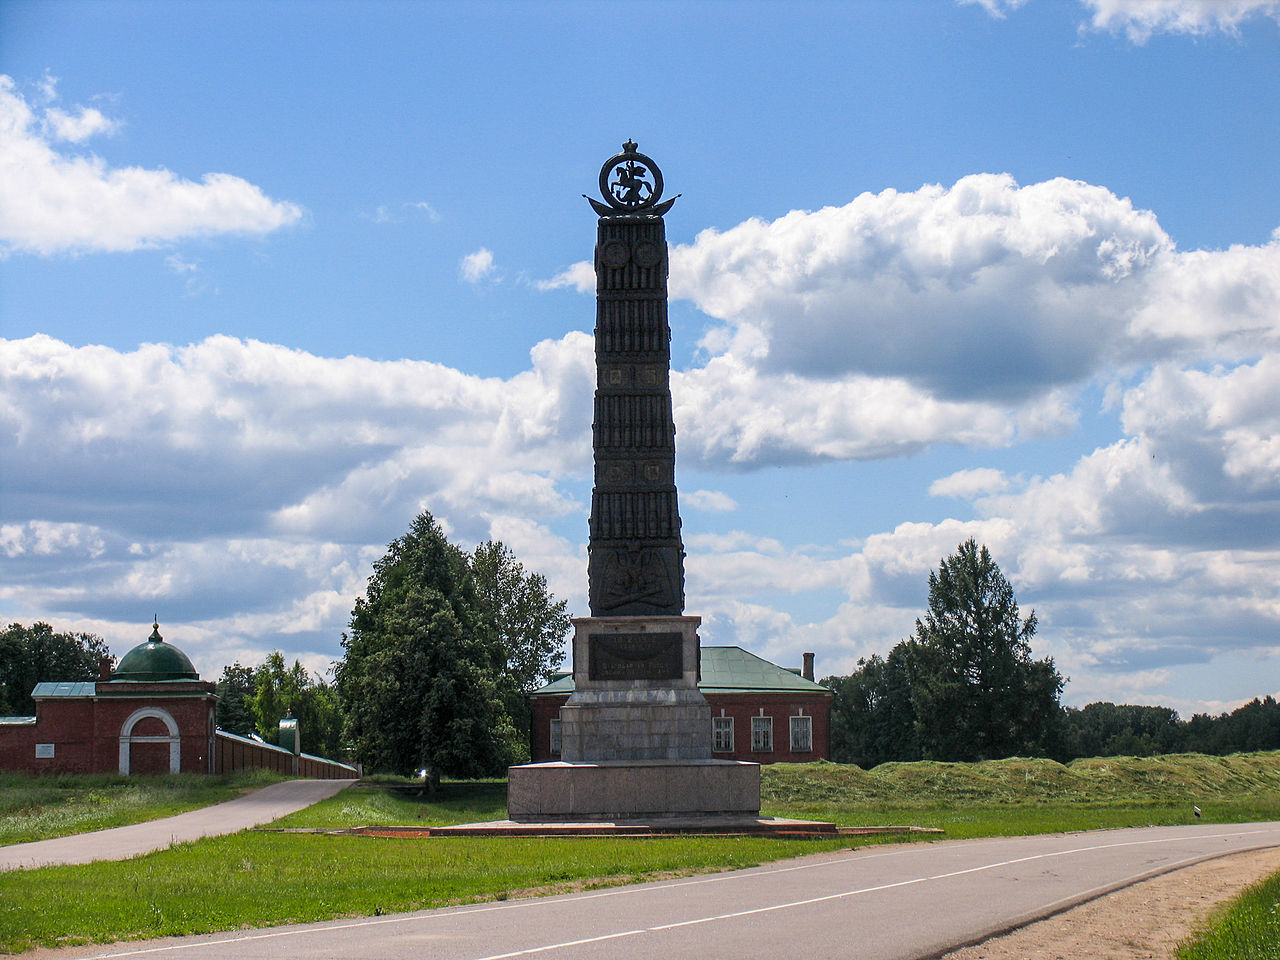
[824,646,920,767]
[215,662,257,736]
[903,539,1064,762]
[243,651,343,758]
[470,539,569,753]
[336,513,521,778]
[1061,702,1185,759]
[0,622,113,716]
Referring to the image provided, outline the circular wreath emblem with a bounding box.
[598,140,664,212]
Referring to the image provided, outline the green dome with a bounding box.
[112,621,200,682]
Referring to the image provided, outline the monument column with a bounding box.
[560,141,708,764]
[506,143,760,820]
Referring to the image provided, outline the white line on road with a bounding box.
[76,826,1280,960]
[469,831,1278,960]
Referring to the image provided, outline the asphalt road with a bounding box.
[36,820,1280,960]
[0,779,355,871]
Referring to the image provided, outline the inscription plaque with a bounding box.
[589,632,683,681]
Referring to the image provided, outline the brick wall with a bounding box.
[0,683,355,779]
[214,730,356,779]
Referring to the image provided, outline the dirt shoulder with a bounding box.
[940,845,1280,960]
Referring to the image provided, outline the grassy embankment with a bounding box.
[0,769,286,846]
[3,752,1280,954]
[1177,867,1280,959]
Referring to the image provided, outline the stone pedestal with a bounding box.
[509,616,760,821]
[508,759,760,821]
[560,615,709,762]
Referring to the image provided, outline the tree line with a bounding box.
[3,512,571,779]
[7,530,1278,774]
[822,537,1280,767]
[210,515,572,776]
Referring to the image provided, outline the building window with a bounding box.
[751,715,773,753]
[712,716,734,753]
[790,714,813,752]
[549,718,562,756]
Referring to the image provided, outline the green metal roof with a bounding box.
[531,646,829,696]
[32,681,97,698]
[112,622,199,682]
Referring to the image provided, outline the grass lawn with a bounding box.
[0,830,852,953]
[272,778,509,828]
[4,752,1280,954]
[1178,867,1280,959]
[0,770,286,846]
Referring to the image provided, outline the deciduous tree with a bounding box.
[336,513,541,778]
[246,651,343,758]
[470,540,569,753]
[824,646,920,767]
[0,622,112,716]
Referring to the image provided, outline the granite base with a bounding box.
[507,759,761,821]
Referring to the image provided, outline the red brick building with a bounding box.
[529,645,831,764]
[0,622,354,778]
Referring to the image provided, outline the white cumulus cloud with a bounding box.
[1082,0,1280,41]
[460,247,498,283]
[670,174,1178,402]
[0,75,302,256]
[930,468,1011,499]
[682,489,739,512]
[537,260,594,293]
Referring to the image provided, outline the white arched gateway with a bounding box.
[119,706,181,774]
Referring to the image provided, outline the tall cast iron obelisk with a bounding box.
[507,143,760,820]
[585,141,684,619]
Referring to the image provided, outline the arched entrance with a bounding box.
[119,707,181,774]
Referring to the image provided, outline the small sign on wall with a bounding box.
[35,743,55,759]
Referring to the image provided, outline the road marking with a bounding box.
[74,825,1280,960]
[470,829,1280,960]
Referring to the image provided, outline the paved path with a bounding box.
[0,778,355,872]
[28,819,1280,960]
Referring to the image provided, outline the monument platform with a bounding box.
[508,758,760,821]
[347,819,944,839]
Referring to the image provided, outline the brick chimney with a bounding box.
[98,655,113,681]
[802,652,815,681]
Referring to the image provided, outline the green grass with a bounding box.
[0,831,851,953]
[0,770,286,846]
[1178,868,1280,959]
[4,751,1280,954]
[762,754,1280,807]
[758,755,1280,838]
[273,779,508,829]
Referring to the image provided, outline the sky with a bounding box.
[2,0,1279,719]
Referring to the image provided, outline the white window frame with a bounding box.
[712,715,734,753]
[548,718,562,756]
[750,715,773,753]
[790,713,813,753]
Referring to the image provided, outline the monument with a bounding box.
[507,142,761,820]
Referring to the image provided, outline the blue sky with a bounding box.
[2,0,1279,717]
